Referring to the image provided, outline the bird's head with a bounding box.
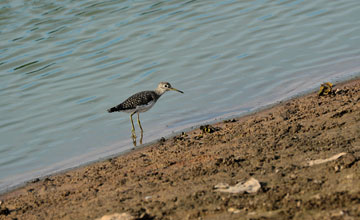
[156,82,184,95]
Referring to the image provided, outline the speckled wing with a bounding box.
[107,91,159,113]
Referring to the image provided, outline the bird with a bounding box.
[107,82,183,138]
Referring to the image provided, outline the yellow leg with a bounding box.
[137,113,143,145]
[132,136,137,147]
[130,112,136,138]
[137,112,143,133]
[139,130,143,145]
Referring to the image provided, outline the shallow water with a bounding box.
[1,0,360,191]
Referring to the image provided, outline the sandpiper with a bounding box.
[107,82,183,138]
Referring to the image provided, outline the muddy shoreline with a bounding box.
[1,78,360,220]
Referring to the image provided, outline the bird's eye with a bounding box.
[164,84,168,87]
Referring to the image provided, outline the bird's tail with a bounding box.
[107,106,119,113]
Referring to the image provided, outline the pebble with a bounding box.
[95,213,133,220]
[144,196,152,200]
[228,207,241,214]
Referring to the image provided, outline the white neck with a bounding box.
[155,88,166,96]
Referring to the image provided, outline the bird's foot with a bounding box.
[140,131,143,145]
[132,138,137,147]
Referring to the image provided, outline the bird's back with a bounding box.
[107,91,159,113]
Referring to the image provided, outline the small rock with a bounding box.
[139,212,153,219]
[95,213,134,220]
[0,207,10,216]
[213,182,229,189]
[313,179,322,184]
[31,178,40,183]
[228,207,241,214]
[215,178,261,194]
[346,174,354,179]
[334,165,341,172]
[289,174,297,179]
[331,210,344,218]
[311,194,321,200]
[318,82,333,96]
[306,152,347,166]
[200,124,219,134]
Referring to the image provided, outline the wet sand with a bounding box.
[1,78,360,220]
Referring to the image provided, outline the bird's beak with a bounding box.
[170,87,184,94]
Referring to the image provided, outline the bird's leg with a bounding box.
[137,113,143,145]
[140,130,143,145]
[137,112,143,133]
[130,112,136,138]
[132,136,137,147]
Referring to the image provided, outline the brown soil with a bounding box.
[1,79,360,220]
